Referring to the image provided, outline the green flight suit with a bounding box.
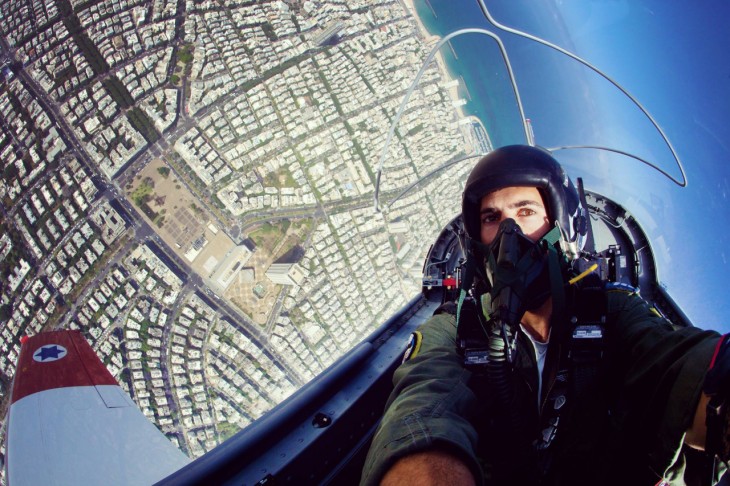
[361,288,721,485]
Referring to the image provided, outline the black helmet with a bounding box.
[462,145,587,258]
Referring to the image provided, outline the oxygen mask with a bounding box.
[482,218,550,336]
[457,218,557,369]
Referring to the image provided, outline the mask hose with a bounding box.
[482,219,544,469]
[456,220,567,478]
[485,222,566,473]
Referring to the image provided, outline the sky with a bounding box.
[415,0,730,330]
[489,0,730,330]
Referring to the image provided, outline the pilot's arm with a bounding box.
[607,288,724,477]
[686,334,730,460]
[381,450,475,486]
[360,313,482,486]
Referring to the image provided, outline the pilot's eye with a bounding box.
[481,212,499,224]
[517,208,537,217]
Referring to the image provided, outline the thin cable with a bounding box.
[376,8,688,212]
[476,0,687,187]
[568,263,599,285]
[374,28,531,212]
[547,145,683,186]
[597,213,624,230]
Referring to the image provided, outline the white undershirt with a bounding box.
[520,324,550,411]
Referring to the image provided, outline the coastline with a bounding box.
[400,0,468,121]
[465,115,493,154]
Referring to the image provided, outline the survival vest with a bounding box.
[448,272,615,481]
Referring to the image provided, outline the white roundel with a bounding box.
[33,344,68,363]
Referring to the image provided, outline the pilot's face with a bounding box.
[479,186,550,245]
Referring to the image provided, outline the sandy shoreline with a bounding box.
[400,0,468,121]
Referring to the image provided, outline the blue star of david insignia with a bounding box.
[33,345,67,362]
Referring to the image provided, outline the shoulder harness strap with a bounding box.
[568,279,608,394]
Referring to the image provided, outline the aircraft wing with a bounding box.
[6,330,190,485]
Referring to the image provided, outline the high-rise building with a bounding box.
[265,263,306,286]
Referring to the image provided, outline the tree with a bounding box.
[3,163,18,180]
[0,304,12,321]
[178,47,193,64]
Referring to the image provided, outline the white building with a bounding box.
[265,263,306,286]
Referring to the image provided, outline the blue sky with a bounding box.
[418,0,730,330]
[493,0,730,330]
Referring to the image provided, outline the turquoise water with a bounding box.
[410,1,730,331]
[412,0,526,147]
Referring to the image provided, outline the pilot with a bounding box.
[361,145,730,485]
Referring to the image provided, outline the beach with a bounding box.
[399,0,468,122]
[400,0,492,154]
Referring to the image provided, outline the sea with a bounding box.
[411,1,730,331]
[411,0,526,148]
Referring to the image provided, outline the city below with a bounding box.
[0,0,490,475]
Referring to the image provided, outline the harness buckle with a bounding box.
[569,322,605,363]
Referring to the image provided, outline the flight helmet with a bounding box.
[462,145,587,259]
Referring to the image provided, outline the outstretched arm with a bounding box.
[360,313,482,486]
[608,289,722,474]
[381,450,476,486]
[688,334,730,459]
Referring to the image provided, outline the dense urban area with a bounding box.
[0,0,489,475]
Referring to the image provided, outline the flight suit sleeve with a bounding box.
[360,313,482,486]
[606,289,721,480]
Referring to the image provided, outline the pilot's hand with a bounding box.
[381,450,475,486]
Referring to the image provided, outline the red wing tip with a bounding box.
[12,330,117,403]
[20,335,29,344]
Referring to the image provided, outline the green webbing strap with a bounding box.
[456,288,468,330]
[540,225,563,248]
[541,227,567,323]
[547,246,566,322]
